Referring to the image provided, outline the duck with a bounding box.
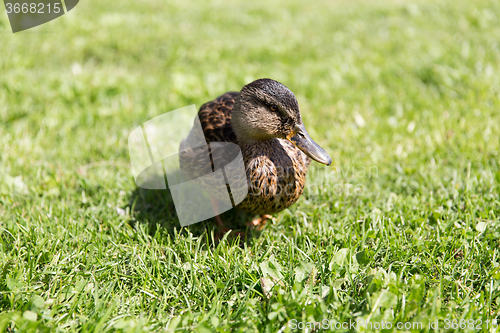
[179,78,331,231]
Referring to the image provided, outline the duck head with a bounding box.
[231,78,332,166]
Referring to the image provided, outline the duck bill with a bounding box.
[287,123,332,166]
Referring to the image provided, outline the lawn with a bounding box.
[1,0,500,331]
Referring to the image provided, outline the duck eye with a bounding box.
[270,105,278,112]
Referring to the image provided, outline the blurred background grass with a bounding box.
[1,0,499,180]
[1,0,500,331]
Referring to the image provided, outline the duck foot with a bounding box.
[247,214,272,231]
[213,212,246,242]
[210,196,246,243]
[214,218,229,241]
[215,226,245,243]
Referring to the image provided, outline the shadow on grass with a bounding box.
[127,186,260,245]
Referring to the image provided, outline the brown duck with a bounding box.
[180,78,331,230]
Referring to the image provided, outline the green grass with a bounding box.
[1,0,500,331]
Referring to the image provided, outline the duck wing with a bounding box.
[178,91,240,186]
[197,91,239,144]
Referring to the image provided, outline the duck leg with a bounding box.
[247,214,272,230]
[210,196,224,228]
[210,196,245,241]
